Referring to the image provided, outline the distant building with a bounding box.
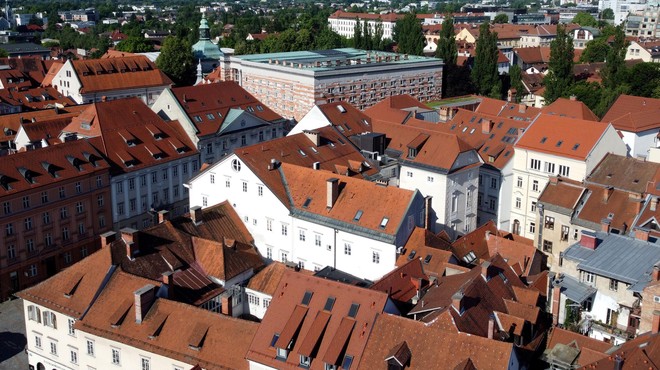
[214,48,444,121]
[0,43,50,59]
[327,11,400,40]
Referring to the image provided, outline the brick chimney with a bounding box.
[551,284,561,326]
[603,187,614,203]
[653,264,660,282]
[327,178,339,209]
[481,119,494,134]
[635,228,650,242]
[488,314,495,339]
[221,294,233,316]
[653,311,660,334]
[601,219,611,233]
[120,228,139,258]
[190,206,203,225]
[452,291,464,314]
[134,284,157,324]
[651,197,659,212]
[157,210,169,224]
[579,230,598,250]
[518,104,526,113]
[304,130,320,146]
[100,231,116,249]
[162,271,174,299]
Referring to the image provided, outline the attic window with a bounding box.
[450,125,456,130]
[337,138,345,145]
[556,140,563,147]
[18,167,35,184]
[462,127,468,133]
[337,105,346,113]
[540,137,547,144]
[342,355,354,370]
[354,210,363,222]
[483,146,490,153]
[194,116,202,122]
[489,133,495,139]
[407,250,416,260]
[424,255,432,264]
[246,106,254,113]
[301,291,313,306]
[469,116,476,123]
[380,217,389,228]
[270,333,280,347]
[0,174,13,190]
[303,197,312,208]
[206,113,215,120]
[298,149,307,157]
[462,251,477,264]
[362,119,369,126]
[217,112,223,118]
[310,147,318,154]
[497,122,504,128]
[256,105,264,111]
[572,144,580,150]
[469,128,475,134]
[348,303,360,318]
[337,125,345,132]
[42,162,59,178]
[324,297,336,311]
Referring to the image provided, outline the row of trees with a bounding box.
[352,18,391,51]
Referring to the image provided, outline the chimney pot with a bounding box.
[157,210,169,224]
[100,231,116,249]
[452,291,464,313]
[481,119,494,134]
[190,206,203,225]
[120,228,139,258]
[651,197,658,212]
[327,178,339,209]
[601,219,611,233]
[518,104,526,113]
[134,284,156,324]
[424,196,433,230]
[551,284,561,326]
[653,264,660,282]
[162,271,174,299]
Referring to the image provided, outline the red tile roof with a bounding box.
[600,94,660,133]
[359,313,515,369]
[246,262,298,296]
[515,114,611,160]
[371,259,428,303]
[60,98,198,174]
[246,270,388,369]
[475,97,542,121]
[580,332,660,369]
[170,82,284,138]
[398,227,457,277]
[280,163,417,236]
[68,55,172,93]
[9,86,76,110]
[542,97,599,121]
[0,105,87,143]
[0,138,109,197]
[486,234,545,277]
[77,271,258,370]
[0,56,52,85]
[328,10,402,22]
[546,326,611,365]
[316,102,372,135]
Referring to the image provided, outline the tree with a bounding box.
[601,26,628,89]
[627,63,660,98]
[436,16,457,66]
[363,20,372,50]
[156,36,196,86]
[493,14,508,24]
[115,37,153,53]
[544,24,574,104]
[509,64,524,102]
[393,12,425,55]
[580,39,610,62]
[572,12,598,27]
[373,19,384,50]
[353,18,363,49]
[472,22,500,98]
[601,8,614,20]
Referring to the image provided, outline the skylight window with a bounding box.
[462,251,476,264]
[469,116,476,123]
[348,303,360,318]
[206,113,215,120]
[380,217,389,228]
[556,140,563,147]
[572,144,580,150]
[310,147,318,154]
[407,250,416,260]
[298,149,307,157]
[194,116,202,122]
[337,105,346,113]
[324,297,336,311]
[469,128,475,134]
[303,197,312,208]
[497,122,504,128]
[256,105,264,111]
[540,137,547,144]
[301,291,313,305]
[354,210,363,221]
[424,255,432,264]
[462,127,468,132]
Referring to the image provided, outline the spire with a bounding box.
[198,14,210,41]
[195,59,203,85]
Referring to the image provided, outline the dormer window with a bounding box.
[353,210,363,222]
[194,116,202,122]
[18,167,35,184]
[300,355,311,367]
[380,217,389,228]
[408,147,418,158]
[462,251,477,264]
[407,250,416,260]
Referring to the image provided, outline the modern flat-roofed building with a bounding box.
[214,48,443,121]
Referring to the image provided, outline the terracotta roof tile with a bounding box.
[69,55,172,93]
[486,235,545,277]
[601,95,660,132]
[546,326,611,367]
[317,102,372,135]
[246,262,292,296]
[0,106,87,143]
[538,177,587,210]
[192,236,264,282]
[359,313,514,369]
[580,332,660,369]
[542,97,599,121]
[475,97,542,121]
[515,114,611,160]
[398,227,455,277]
[246,270,388,369]
[170,82,284,138]
[371,259,428,303]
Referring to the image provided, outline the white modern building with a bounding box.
[327,11,400,40]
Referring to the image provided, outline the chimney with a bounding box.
[481,261,491,280]
[326,178,339,209]
[134,284,157,324]
[614,355,623,370]
[162,271,174,299]
[304,130,321,146]
[518,104,526,113]
[551,284,561,326]
[190,206,203,225]
[653,311,660,334]
[653,264,660,282]
[488,314,495,339]
[569,95,576,101]
[268,158,279,171]
[452,291,464,314]
[312,162,320,170]
[120,228,139,258]
[482,119,494,134]
[579,230,599,250]
[157,210,169,224]
[221,294,233,316]
[100,231,116,249]
[652,197,659,212]
[601,218,611,233]
[101,96,107,102]
[424,196,433,230]
[603,187,614,203]
[635,228,650,242]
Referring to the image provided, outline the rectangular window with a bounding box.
[210,174,215,184]
[561,225,569,241]
[344,243,352,255]
[96,175,103,188]
[97,195,104,207]
[515,197,521,209]
[116,182,123,194]
[281,224,288,236]
[530,158,541,171]
[544,162,555,174]
[140,175,147,186]
[41,191,48,204]
[280,251,288,263]
[451,194,458,213]
[5,223,13,236]
[68,318,75,335]
[529,222,536,234]
[267,247,272,260]
[242,182,248,192]
[581,271,595,285]
[315,234,321,246]
[141,358,150,370]
[24,217,32,230]
[59,186,65,199]
[22,195,30,208]
[609,279,618,291]
[266,219,273,231]
[35,336,41,348]
[545,216,555,230]
[517,177,523,188]
[559,165,570,177]
[531,201,537,212]
[75,182,82,194]
[50,342,57,355]
[128,178,135,190]
[3,201,10,214]
[258,185,263,196]
[372,251,380,264]
[117,203,124,215]
[299,229,306,241]
[152,172,157,183]
[532,180,539,192]
[76,202,84,214]
[111,348,120,365]
[542,240,553,253]
[162,169,168,180]
[70,350,78,364]
[202,196,208,207]
[490,178,498,189]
